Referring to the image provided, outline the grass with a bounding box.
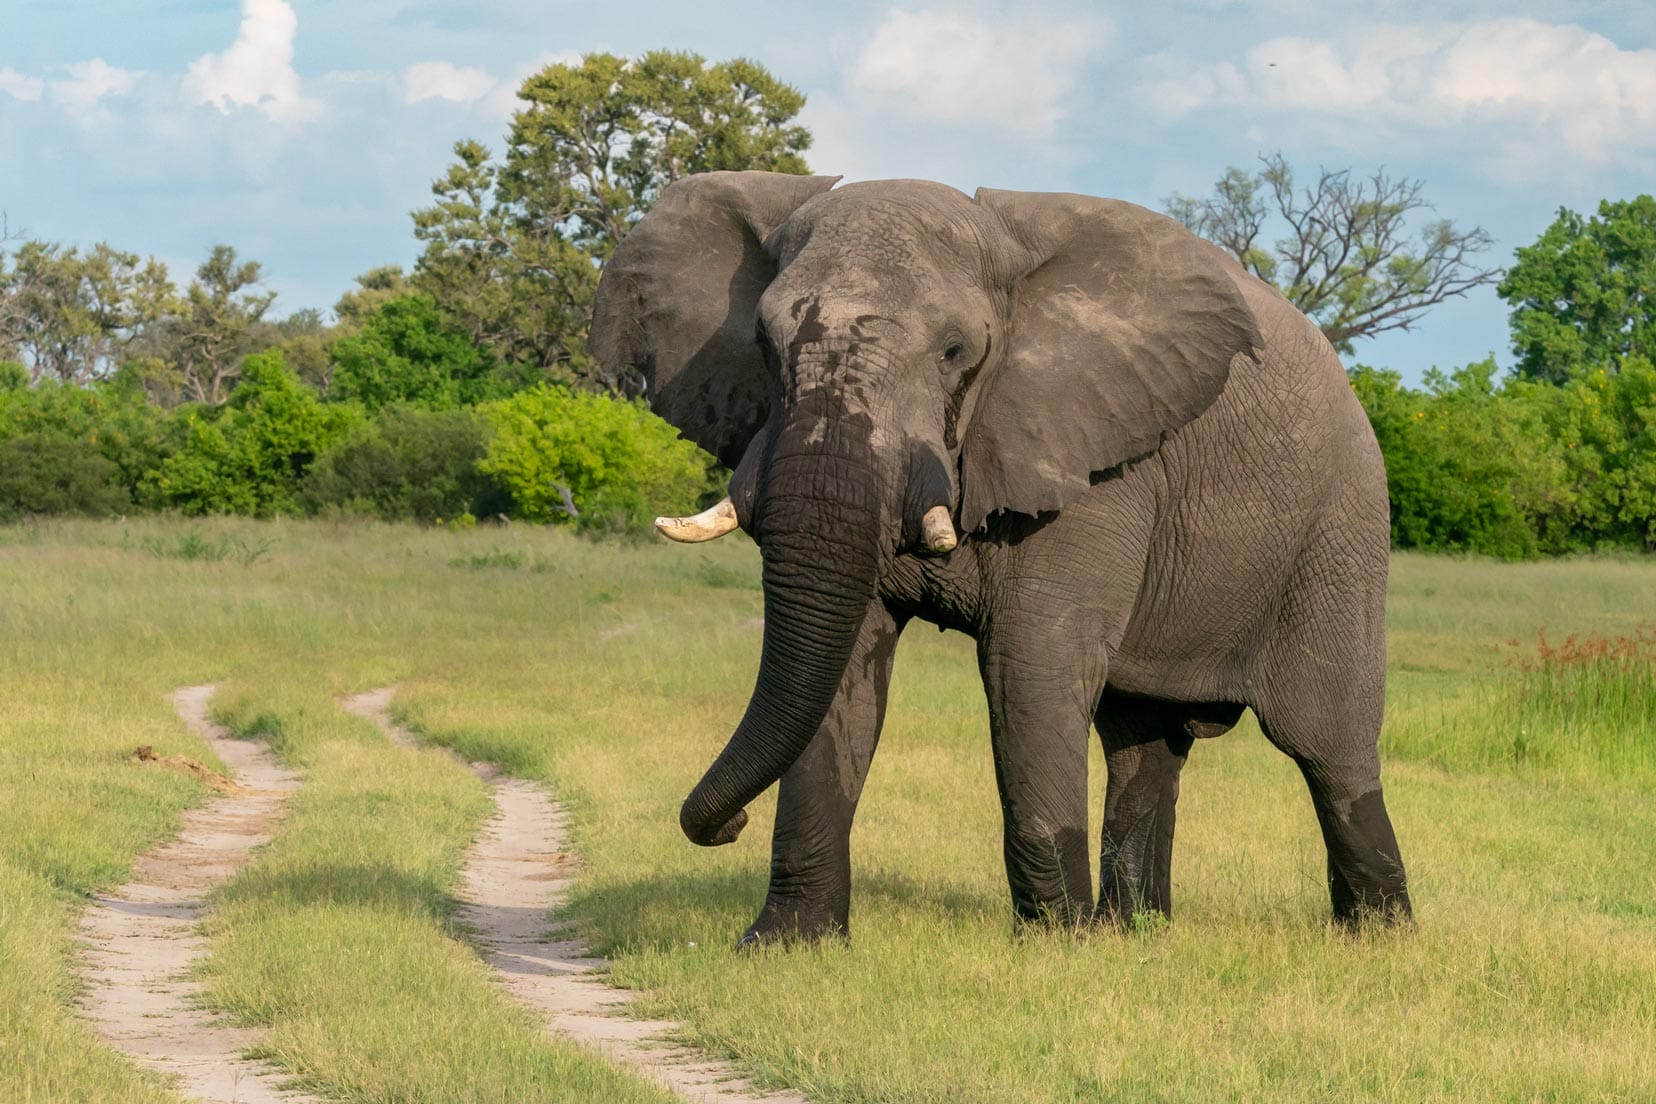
[1,516,1653,1102]
[1499,627,1656,772]
[135,526,274,565]
[200,683,674,1104]
[0,517,677,1104]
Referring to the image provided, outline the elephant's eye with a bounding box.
[941,342,964,363]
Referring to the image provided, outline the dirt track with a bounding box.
[344,687,808,1104]
[78,685,322,1104]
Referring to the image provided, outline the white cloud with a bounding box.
[0,66,45,102]
[47,59,139,115]
[402,61,498,105]
[183,0,320,126]
[848,7,1108,137]
[1145,18,1656,167]
[803,6,1108,186]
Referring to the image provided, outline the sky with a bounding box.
[3,1,1654,383]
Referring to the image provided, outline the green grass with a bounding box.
[201,683,674,1104]
[0,518,678,1104]
[2,517,1653,1102]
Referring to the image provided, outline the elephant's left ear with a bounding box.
[959,189,1262,532]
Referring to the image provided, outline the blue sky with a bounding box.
[4,1,1654,383]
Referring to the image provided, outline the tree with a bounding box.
[145,349,359,515]
[1166,153,1501,354]
[168,245,277,404]
[333,265,410,328]
[0,240,174,384]
[412,50,812,391]
[330,293,512,411]
[1499,195,1656,384]
[260,308,334,393]
[0,214,28,365]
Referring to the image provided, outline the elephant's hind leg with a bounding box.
[1094,695,1233,923]
[1263,725,1411,926]
[1253,581,1411,925]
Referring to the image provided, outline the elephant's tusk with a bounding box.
[921,505,957,554]
[655,497,740,543]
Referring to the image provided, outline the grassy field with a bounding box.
[2,517,1653,1102]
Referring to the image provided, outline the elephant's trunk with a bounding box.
[678,402,883,846]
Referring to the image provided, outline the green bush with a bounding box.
[1528,358,1656,550]
[329,294,526,411]
[0,378,180,503]
[145,350,360,516]
[0,433,129,519]
[478,384,719,535]
[1352,356,1656,557]
[1353,361,1561,558]
[304,405,511,523]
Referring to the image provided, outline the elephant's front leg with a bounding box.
[980,643,1099,927]
[742,601,905,948]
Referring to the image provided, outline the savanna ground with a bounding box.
[2,517,1654,1103]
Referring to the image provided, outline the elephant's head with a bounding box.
[590,172,1261,847]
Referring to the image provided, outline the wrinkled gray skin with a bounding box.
[590,171,1411,946]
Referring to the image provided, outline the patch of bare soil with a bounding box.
[343,687,808,1104]
[130,745,246,795]
[79,685,323,1104]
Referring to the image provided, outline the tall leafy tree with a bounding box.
[1499,195,1656,384]
[166,245,277,404]
[330,293,512,411]
[0,240,174,384]
[1166,153,1501,354]
[412,50,812,391]
[333,265,410,328]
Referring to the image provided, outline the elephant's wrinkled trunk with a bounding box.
[679,405,883,846]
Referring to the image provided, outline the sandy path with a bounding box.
[343,688,809,1104]
[78,685,323,1104]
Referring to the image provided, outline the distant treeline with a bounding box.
[0,50,803,534]
[0,52,1651,555]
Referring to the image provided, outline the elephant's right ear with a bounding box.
[590,171,841,468]
[958,189,1262,532]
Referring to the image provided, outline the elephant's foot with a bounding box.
[1316,788,1413,930]
[1092,899,1170,934]
[1096,844,1175,928]
[1329,872,1414,930]
[1010,898,1094,934]
[735,895,848,950]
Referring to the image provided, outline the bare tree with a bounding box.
[1166,153,1502,354]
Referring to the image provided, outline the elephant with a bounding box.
[589,170,1412,946]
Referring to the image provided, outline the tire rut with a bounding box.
[78,684,323,1104]
[343,687,809,1104]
